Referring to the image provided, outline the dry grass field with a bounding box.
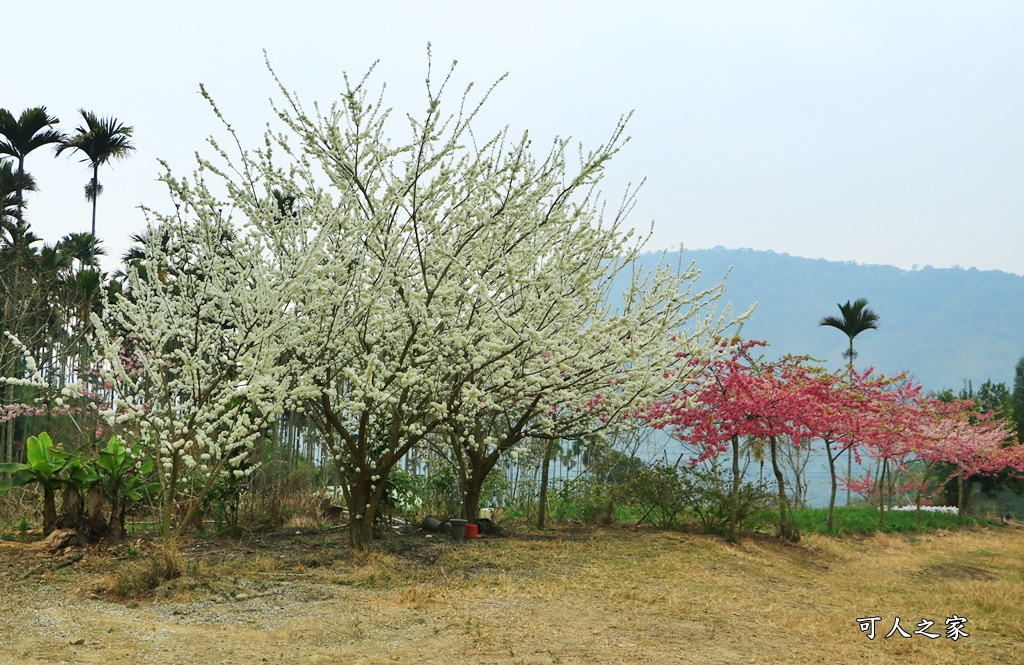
[0,522,1021,664]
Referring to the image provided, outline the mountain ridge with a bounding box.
[629,246,1024,392]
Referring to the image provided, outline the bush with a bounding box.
[619,461,774,534]
[549,479,619,524]
[620,463,694,529]
[686,465,774,535]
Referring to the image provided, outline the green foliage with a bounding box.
[616,461,774,534]
[619,463,692,529]
[818,298,880,369]
[381,470,423,521]
[0,432,158,537]
[423,465,463,519]
[584,444,647,486]
[753,506,993,535]
[687,466,775,535]
[548,479,620,524]
[201,449,257,531]
[96,435,157,503]
[0,432,74,496]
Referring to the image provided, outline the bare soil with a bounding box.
[0,522,1022,664]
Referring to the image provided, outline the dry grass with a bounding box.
[361,525,1024,664]
[1,523,1022,663]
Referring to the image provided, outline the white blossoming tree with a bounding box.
[170,51,736,548]
[92,181,299,538]
[441,247,734,523]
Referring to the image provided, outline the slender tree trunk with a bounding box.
[90,164,99,237]
[957,474,966,525]
[846,447,853,506]
[536,439,555,530]
[161,459,179,539]
[15,157,26,220]
[769,436,799,542]
[2,384,12,467]
[825,440,838,532]
[878,458,887,527]
[728,434,741,543]
[914,461,932,526]
[846,339,854,507]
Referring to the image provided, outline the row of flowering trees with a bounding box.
[5,57,1021,551]
[641,340,1024,542]
[0,56,743,549]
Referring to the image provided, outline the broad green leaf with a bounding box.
[26,436,44,464]
[0,470,37,496]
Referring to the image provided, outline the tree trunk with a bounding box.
[914,461,930,526]
[160,459,179,539]
[90,165,99,237]
[347,473,387,550]
[56,484,83,530]
[878,458,887,527]
[459,448,502,522]
[846,446,853,506]
[825,441,837,532]
[957,474,966,525]
[1,384,13,467]
[462,473,485,522]
[108,500,127,541]
[42,484,57,535]
[769,436,799,542]
[536,440,556,530]
[84,482,108,542]
[728,434,741,543]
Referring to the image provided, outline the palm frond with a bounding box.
[0,107,64,160]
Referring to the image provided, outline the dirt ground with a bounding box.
[0,522,1022,664]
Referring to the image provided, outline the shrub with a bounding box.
[549,479,619,524]
[621,463,694,529]
[619,461,774,534]
[686,465,774,535]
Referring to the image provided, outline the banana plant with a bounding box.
[96,435,158,538]
[0,433,75,534]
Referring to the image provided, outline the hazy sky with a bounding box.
[7,1,1023,275]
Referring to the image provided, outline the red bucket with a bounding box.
[464,522,483,538]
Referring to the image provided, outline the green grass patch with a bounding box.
[752,506,995,536]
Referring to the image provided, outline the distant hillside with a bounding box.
[629,247,1024,392]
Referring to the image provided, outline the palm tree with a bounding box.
[0,161,37,242]
[0,107,64,224]
[115,226,172,286]
[819,298,880,373]
[56,231,106,271]
[0,226,63,466]
[819,297,880,507]
[56,110,135,236]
